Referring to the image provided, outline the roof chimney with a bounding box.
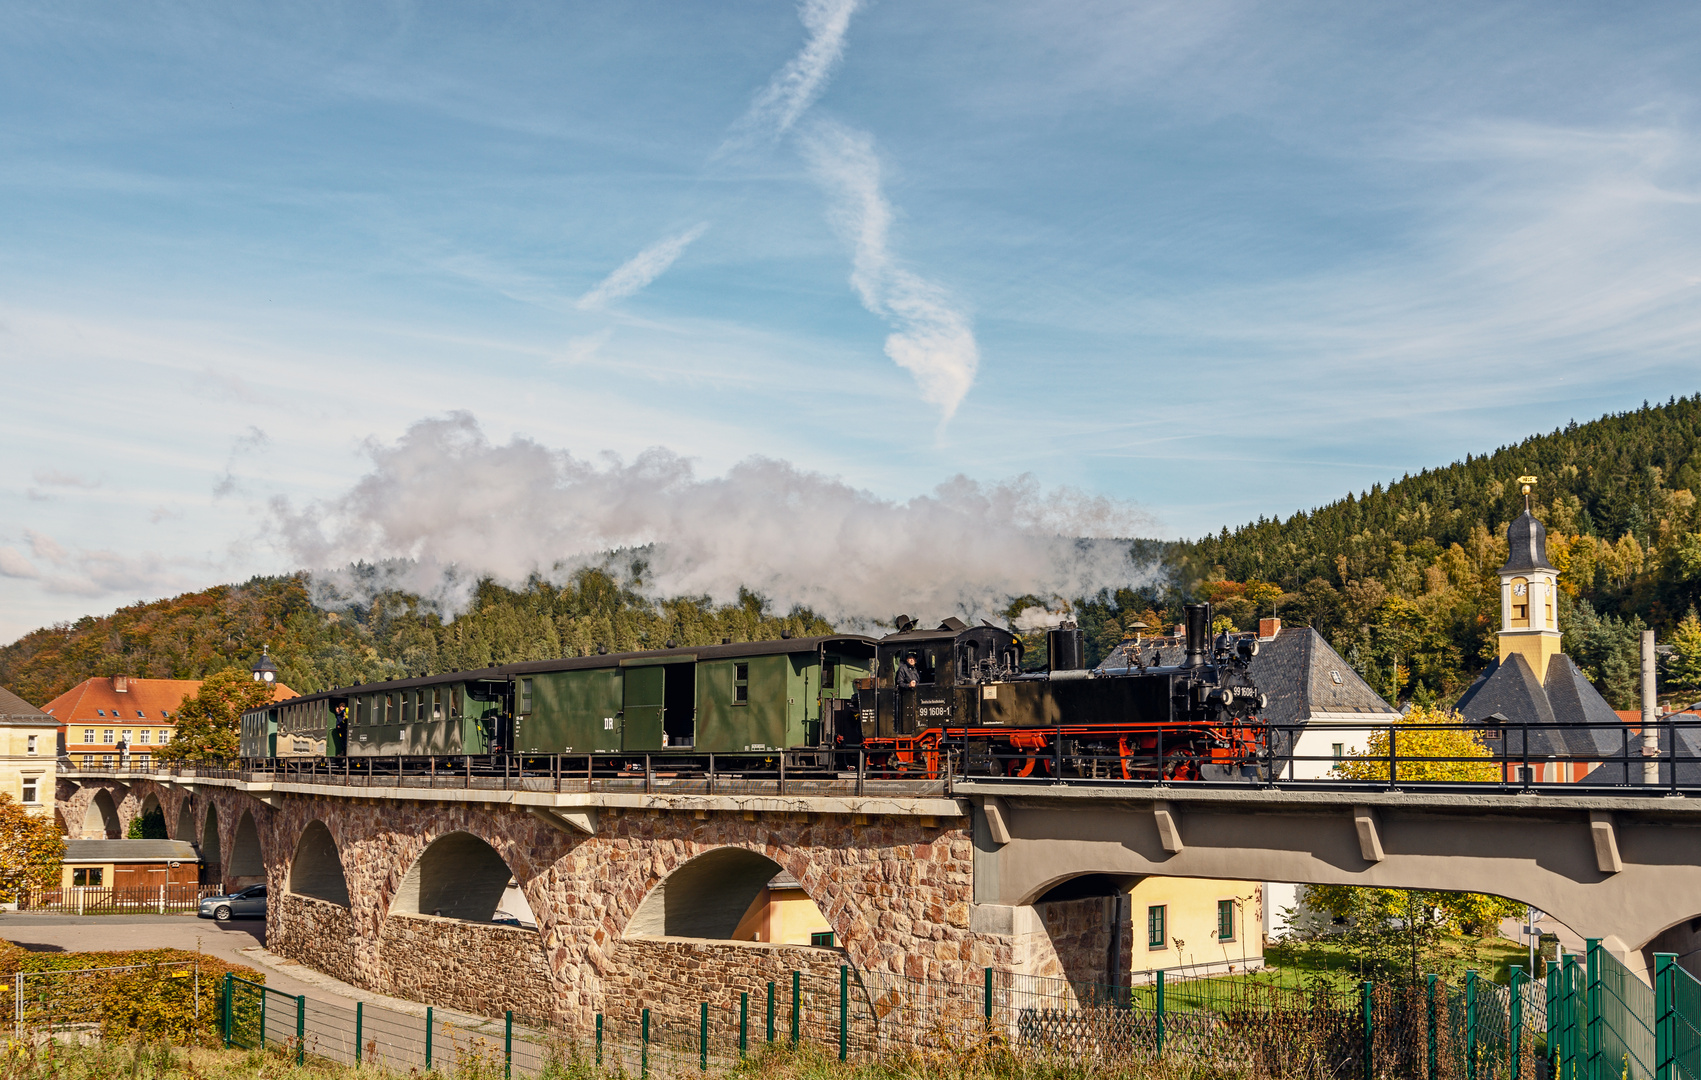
[1259,618,1282,641]
[112,675,129,693]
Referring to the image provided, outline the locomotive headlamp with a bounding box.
[1237,638,1259,661]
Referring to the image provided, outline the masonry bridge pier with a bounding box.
[55,770,1701,1028]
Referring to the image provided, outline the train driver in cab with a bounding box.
[896,653,921,688]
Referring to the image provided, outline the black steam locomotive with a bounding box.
[242,603,1267,781]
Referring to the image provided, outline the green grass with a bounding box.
[0,1039,1255,1080]
[1117,933,1535,1009]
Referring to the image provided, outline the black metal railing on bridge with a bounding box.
[63,716,1701,798]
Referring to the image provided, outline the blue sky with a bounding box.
[4,1,1701,639]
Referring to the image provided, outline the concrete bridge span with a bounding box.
[964,781,1701,979]
[53,769,1701,1025]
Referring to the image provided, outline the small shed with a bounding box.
[61,839,201,890]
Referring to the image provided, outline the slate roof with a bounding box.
[1501,511,1556,574]
[0,686,57,726]
[1578,714,1701,785]
[63,839,201,863]
[1455,652,1625,759]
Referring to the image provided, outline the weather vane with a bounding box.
[1518,475,1537,511]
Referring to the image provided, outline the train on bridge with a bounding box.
[239,603,1269,781]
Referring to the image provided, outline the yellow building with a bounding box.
[732,870,836,947]
[0,686,58,821]
[1130,876,1265,977]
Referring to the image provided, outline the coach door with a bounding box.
[622,666,666,751]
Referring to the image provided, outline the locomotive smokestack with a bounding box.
[1181,604,1212,668]
[1046,622,1086,673]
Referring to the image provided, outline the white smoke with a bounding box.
[271,413,1158,624]
[722,0,863,151]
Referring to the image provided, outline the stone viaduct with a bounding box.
[56,770,1701,1030]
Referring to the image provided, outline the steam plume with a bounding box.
[271,414,1155,623]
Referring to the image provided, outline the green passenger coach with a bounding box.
[240,635,879,767]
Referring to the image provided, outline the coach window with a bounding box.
[821,658,836,694]
[734,664,749,704]
[450,686,462,719]
[519,679,533,714]
[432,688,444,721]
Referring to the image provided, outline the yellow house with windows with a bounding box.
[1131,876,1265,977]
[0,686,58,822]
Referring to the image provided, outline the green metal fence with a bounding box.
[169,947,1701,1080]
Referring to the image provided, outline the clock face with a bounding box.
[1512,583,1527,596]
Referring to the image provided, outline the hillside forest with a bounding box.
[3,396,1701,711]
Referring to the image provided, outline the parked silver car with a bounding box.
[198,884,267,922]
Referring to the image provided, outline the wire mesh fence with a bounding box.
[12,942,1701,1080]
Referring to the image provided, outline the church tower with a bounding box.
[1497,477,1562,674]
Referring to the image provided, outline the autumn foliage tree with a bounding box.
[0,793,66,903]
[155,668,277,765]
[1296,706,1524,980]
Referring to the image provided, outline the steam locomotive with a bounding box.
[240,603,1268,781]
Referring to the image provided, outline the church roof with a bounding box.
[1455,652,1624,759]
[1501,510,1556,574]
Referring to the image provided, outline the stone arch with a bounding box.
[228,810,265,889]
[175,800,195,841]
[391,831,518,923]
[201,804,223,886]
[627,846,795,940]
[289,821,350,906]
[83,788,120,838]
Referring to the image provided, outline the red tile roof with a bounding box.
[41,676,296,726]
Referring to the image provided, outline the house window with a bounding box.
[134,754,150,770]
[811,931,835,948]
[73,868,104,887]
[136,710,144,719]
[83,729,95,743]
[26,735,37,755]
[1331,743,1345,762]
[121,730,131,745]
[82,755,97,768]
[102,730,114,744]
[102,754,114,767]
[163,728,174,742]
[96,710,105,717]
[21,778,37,804]
[138,730,150,744]
[734,664,750,705]
[1147,905,1167,948]
[1217,900,1235,942]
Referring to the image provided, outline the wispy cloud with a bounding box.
[801,121,980,423]
[8,529,195,598]
[723,0,862,151]
[576,223,711,311]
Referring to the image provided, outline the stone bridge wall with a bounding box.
[378,914,557,1024]
[51,777,1070,1029]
